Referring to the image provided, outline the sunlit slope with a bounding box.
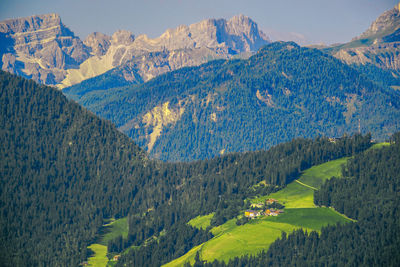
[165,158,351,266]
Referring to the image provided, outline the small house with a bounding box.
[245,210,259,218]
[113,255,121,261]
[265,209,279,216]
[266,199,277,205]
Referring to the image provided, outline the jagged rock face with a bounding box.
[334,43,400,71]
[59,14,269,88]
[332,4,400,72]
[112,47,222,82]
[132,14,269,54]
[0,13,90,85]
[355,5,400,41]
[0,13,269,88]
[111,30,135,46]
[83,32,111,56]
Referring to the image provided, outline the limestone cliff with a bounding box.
[332,4,400,72]
[0,13,269,88]
[59,14,269,88]
[0,13,90,85]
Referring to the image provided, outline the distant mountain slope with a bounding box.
[0,70,147,266]
[0,14,269,88]
[0,69,373,266]
[330,3,400,73]
[0,13,90,85]
[65,42,400,161]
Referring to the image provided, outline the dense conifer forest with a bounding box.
[0,70,376,266]
[64,42,400,161]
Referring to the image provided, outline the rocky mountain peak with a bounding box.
[0,13,64,34]
[186,15,269,53]
[226,14,270,51]
[111,30,135,46]
[227,14,257,35]
[332,4,400,74]
[0,13,90,85]
[355,4,400,40]
[1,13,270,87]
[84,32,111,56]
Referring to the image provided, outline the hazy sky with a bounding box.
[0,0,398,45]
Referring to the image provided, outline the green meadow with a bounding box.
[87,244,109,267]
[369,142,390,150]
[87,217,129,266]
[297,157,348,189]
[188,213,214,230]
[165,157,352,266]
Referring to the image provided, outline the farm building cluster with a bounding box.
[244,199,284,218]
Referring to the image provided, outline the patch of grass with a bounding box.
[86,217,129,266]
[369,142,390,150]
[266,208,350,230]
[298,158,348,189]
[87,244,108,267]
[201,220,307,263]
[101,217,129,245]
[267,182,315,208]
[188,213,214,230]
[210,218,238,236]
[163,244,203,267]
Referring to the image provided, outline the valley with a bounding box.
[165,158,351,266]
[1,2,400,267]
[86,156,357,266]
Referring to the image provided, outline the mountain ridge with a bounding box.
[330,3,400,73]
[65,41,400,161]
[0,13,269,88]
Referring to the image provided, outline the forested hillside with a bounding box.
[0,69,374,266]
[109,135,372,266]
[0,70,149,266]
[196,135,400,267]
[64,42,400,161]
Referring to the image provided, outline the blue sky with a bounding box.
[0,0,398,45]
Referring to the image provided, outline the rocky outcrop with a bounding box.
[83,32,111,56]
[0,13,90,85]
[332,4,400,72]
[334,43,400,71]
[354,4,400,41]
[131,14,269,53]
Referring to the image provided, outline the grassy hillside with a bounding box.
[165,157,351,266]
[87,218,129,267]
[190,141,400,266]
[64,42,400,161]
[87,244,108,267]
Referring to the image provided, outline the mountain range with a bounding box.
[2,5,400,92]
[1,69,398,267]
[0,13,269,88]
[65,41,400,161]
[1,4,400,267]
